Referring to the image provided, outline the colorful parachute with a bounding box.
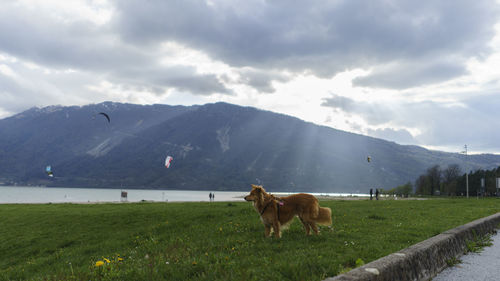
[165,156,173,168]
[98,112,110,123]
[46,165,54,177]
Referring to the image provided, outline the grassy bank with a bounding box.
[1,198,499,280]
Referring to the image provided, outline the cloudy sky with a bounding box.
[1,0,500,154]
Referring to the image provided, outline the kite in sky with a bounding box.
[165,156,173,168]
[98,112,110,123]
[46,165,54,177]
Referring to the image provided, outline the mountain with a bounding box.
[1,102,500,192]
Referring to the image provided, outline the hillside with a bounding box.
[1,102,499,192]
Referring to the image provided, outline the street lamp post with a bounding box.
[461,145,469,199]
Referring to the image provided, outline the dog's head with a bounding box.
[244,184,265,202]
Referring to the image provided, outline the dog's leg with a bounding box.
[309,222,319,234]
[273,221,281,238]
[264,225,272,237]
[299,217,311,235]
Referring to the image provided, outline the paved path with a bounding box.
[433,230,500,281]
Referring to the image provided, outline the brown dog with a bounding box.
[244,184,332,238]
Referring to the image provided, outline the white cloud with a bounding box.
[0,64,16,78]
[367,128,416,144]
[17,0,113,25]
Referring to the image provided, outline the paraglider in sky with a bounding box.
[165,156,173,168]
[46,165,54,177]
[98,112,110,123]
[367,156,371,163]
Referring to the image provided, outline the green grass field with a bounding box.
[1,198,500,280]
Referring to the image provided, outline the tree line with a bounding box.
[413,164,500,196]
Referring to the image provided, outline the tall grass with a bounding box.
[1,198,499,280]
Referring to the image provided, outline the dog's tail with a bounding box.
[315,207,332,225]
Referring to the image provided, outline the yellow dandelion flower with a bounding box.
[95,261,104,267]
[104,258,111,263]
[117,257,124,262]
[192,261,197,265]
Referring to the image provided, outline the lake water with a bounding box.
[0,186,368,204]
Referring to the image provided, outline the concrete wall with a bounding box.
[325,212,500,281]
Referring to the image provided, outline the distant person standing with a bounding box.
[209,192,212,202]
[375,189,379,200]
[370,188,373,200]
[212,193,215,201]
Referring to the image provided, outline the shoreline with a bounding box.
[0,195,428,205]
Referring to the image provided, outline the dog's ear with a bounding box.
[251,184,264,190]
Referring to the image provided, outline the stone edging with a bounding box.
[324,212,500,281]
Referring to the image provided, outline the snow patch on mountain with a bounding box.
[216,126,230,152]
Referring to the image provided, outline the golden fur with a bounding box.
[244,184,332,238]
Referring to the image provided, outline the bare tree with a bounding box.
[427,165,441,195]
[443,164,461,195]
[415,174,431,195]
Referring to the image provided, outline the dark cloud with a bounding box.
[166,74,233,96]
[321,94,394,125]
[111,65,232,96]
[321,94,357,112]
[1,0,498,96]
[237,69,290,93]
[352,60,468,89]
[0,7,145,71]
[113,0,499,86]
